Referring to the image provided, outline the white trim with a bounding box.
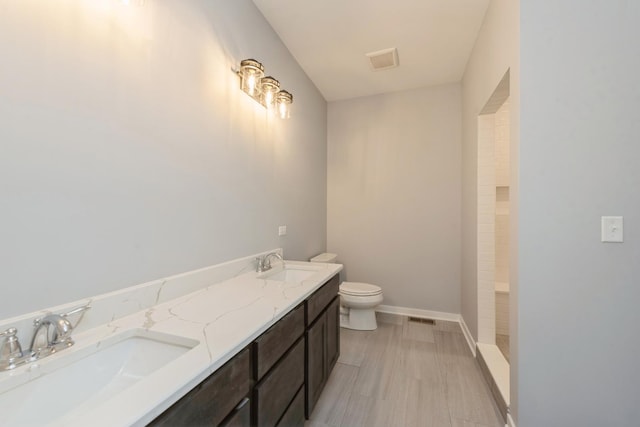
[459,315,477,357]
[376,305,459,322]
[477,343,510,406]
[507,413,516,427]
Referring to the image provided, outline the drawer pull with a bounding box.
[235,397,250,411]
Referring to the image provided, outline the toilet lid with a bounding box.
[340,282,382,296]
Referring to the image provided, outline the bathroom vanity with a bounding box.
[0,253,342,427]
[149,275,340,427]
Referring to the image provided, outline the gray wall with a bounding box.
[519,1,640,425]
[460,0,519,419]
[327,84,461,314]
[0,0,327,319]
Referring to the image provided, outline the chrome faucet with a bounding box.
[0,304,90,370]
[256,252,283,272]
[30,314,74,357]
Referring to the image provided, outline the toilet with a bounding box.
[310,253,383,331]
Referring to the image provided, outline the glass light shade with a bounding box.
[240,59,264,97]
[276,90,293,119]
[261,76,280,111]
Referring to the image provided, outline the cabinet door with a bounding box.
[305,314,326,417]
[326,297,340,375]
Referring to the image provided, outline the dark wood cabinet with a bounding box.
[276,386,305,427]
[306,311,326,414]
[304,274,340,418]
[149,348,251,427]
[253,338,305,427]
[149,274,340,427]
[220,398,251,427]
[306,275,339,325]
[326,297,340,374]
[253,304,305,381]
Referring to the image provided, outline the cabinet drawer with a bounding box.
[306,274,339,326]
[149,347,250,427]
[219,397,250,427]
[276,385,305,427]
[254,338,305,427]
[253,303,304,380]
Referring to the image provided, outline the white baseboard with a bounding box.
[459,315,477,357]
[376,304,460,322]
[507,413,516,427]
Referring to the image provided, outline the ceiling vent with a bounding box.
[365,47,399,71]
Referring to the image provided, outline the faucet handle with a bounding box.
[63,304,91,318]
[256,256,267,272]
[0,328,24,363]
[61,304,91,330]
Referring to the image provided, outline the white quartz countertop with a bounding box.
[0,260,342,427]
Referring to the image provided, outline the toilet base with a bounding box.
[340,306,378,330]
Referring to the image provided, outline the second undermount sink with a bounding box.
[259,263,322,282]
[0,329,199,426]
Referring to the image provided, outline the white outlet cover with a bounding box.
[601,216,623,243]
[278,225,287,236]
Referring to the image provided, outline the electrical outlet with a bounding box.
[278,225,287,236]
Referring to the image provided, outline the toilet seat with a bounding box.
[340,282,382,297]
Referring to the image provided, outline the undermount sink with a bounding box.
[259,263,322,282]
[0,329,199,426]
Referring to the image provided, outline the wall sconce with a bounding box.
[238,59,293,119]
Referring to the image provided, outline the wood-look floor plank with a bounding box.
[450,418,496,427]
[394,338,442,383]
[307,362,359,426]
[435,331,503,426]
[402,317,436,343]
[309,321,504,427]
[434,320,464,334]
[337,328,370,367]
[339,392,396,427]
[393,375,452,427]
[351,323,402,400]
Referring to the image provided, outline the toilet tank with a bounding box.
[310,253,337,263]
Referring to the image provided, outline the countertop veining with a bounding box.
[0,259,342,427]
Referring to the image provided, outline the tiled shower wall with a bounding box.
[477,97,510,343]
[477,113,496,344]
[495,100,511,187]
[495,99,510,337]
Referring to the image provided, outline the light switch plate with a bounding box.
[278,225,287,236]
[601,216,623,243]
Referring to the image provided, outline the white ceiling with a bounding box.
[252,0,491,102]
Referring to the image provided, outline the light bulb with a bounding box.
[247,75,257,96]
[276,90,293,119]
[239,59,264,99]
[261,76,280,111]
